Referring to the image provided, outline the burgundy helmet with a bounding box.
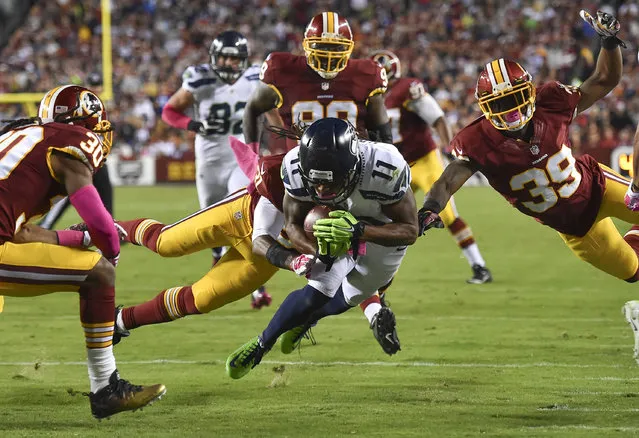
[302,12,354,79]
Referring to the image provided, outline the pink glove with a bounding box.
[625,183,639,211]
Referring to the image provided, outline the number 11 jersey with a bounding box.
[451,81,605,237]
[181,63,261,162]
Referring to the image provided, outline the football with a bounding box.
[303,205,333,240]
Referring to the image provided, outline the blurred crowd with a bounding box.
[1,0,638,162]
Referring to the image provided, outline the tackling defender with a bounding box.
[0,85,165,419]
[161,30,271,308]
[418,11,639,361]
[242,11,393,153]
[226,117,419,379]
[371,49,492,285]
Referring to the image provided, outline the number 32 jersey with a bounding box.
[0,122,106,243]
[181,63,261,162]
[452,81,605,237]
[281,140,411,224]
[260,53,387,150]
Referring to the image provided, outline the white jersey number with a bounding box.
[206,101,246,135]
[291,100,358,127]
[509,145,582,213]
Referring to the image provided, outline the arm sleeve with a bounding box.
[69,185,120,258]
[405,92,445,126]
[161,103,192,130]
[251,197,285,240]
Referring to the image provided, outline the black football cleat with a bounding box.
[371,307,401,355]
[88,369,166,419]
[467,264,493,284]
[112,306,130,346]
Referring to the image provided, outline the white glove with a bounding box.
[290,254,316,278]
[579,10,626,48]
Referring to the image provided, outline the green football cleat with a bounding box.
[280,325,315,354]
[226,336,267,379]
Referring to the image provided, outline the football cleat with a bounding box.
[467,264,493,284]
[87,369,166,419]
[112,306,130,346]
[371,307,401,355]
[251,287,272,310]
[226,336,268,379]
[280,324,316,354]
[622,301,639,364]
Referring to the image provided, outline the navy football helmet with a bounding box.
[298,118,361,205]
[209,30,249,83]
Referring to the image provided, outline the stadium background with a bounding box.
[3,1,639,436]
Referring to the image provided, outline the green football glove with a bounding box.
[316,236,349,270]
[313,210,365,244]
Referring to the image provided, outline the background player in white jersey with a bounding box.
[226,118,419,379]
[161,30,271,308]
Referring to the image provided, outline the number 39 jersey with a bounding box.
[260,53,388,150]
[181,63,261,162]
[282,140,411,224]
[452,81,605,237]
[0,122,106,243]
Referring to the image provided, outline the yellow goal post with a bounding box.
[0,0,113,116]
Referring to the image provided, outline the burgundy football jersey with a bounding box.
[247,153,286,217]
[452,81,605,237]
[384,77,438,164]
[260,52,387,150]
[0,122,106,243]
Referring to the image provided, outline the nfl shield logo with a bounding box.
[321,82,330,90]
[530,145,540,155]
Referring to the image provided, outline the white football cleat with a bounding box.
[622,300,639,364]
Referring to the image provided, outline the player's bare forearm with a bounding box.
[433,117,452,148]
[363,188,418,246]
[577,45,622,114]
[252,234,298,270]
[283,193,317,254]
[366,93,392,143]
[632,125,639,188]
[13,224,58,244]
[424,159,476,212]
[243,83,280,143]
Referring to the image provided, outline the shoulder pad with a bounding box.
[48,124,106,171]
[182,64,216,92]
[243,64,261,81]
[281,147,311,200]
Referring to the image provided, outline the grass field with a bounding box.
[1,185,639,437]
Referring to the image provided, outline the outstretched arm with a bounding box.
[243,82,280,143]
[366,93,392,143]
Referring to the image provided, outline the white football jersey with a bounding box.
[181,63,261,163]
[282,140,411,224]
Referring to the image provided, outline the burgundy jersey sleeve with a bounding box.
[259,52,295,108]
[535,81,581,122]
[356,59,388,102]
[254,153,286,212]
[47,124,106,173]
[450,117,484,162]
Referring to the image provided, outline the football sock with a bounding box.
[116,219,164,251]
[359,294,382,324]
[260,284,330,348]
[448,217,485,267]
[79,285,116,392]
[307,286,353,323]
[121,286,199,330]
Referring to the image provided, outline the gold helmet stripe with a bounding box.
[485,62,498,91]
[498,58,511,85]
[490,59,504,84]
[327,11,335,34]
[40,86,63,120]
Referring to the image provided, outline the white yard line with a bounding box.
[0,359,628,368]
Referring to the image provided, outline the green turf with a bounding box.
[1,185,639,437]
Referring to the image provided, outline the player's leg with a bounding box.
[197,159,234,263]
[117,189,250,257]
[0,242,165,418]
[116,245,278,338]
[226,256,354,379]
[411,150,491,283]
